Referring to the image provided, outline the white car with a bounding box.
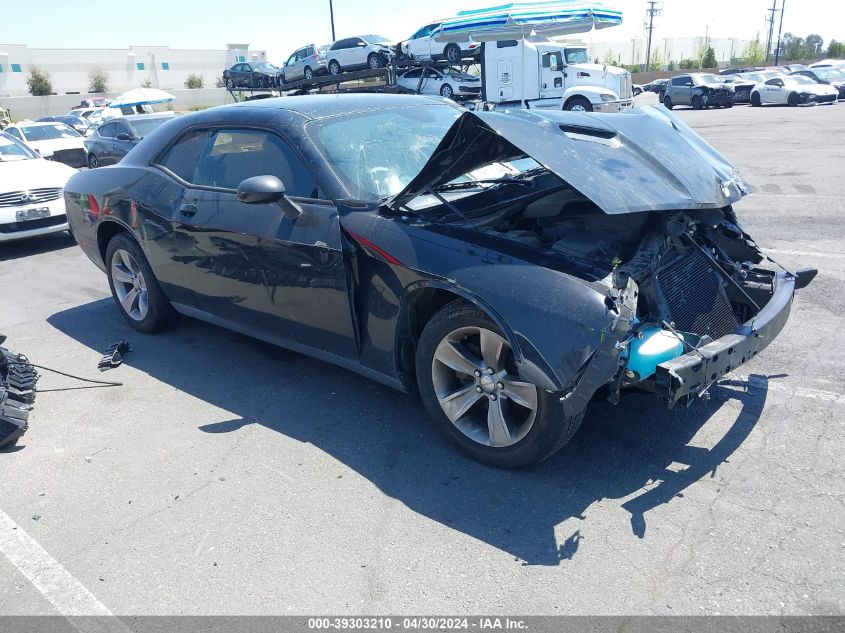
[400,20,480,63]
[397,67,482,99]
[3,121,87,168]
[750,75,839,106]
[0,132,77,242]
[327,35,395,75]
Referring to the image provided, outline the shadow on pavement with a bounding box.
[0,231,77,261]
[48,298,768,566]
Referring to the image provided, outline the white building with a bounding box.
[0,44,266,97]
[574,36,753,68]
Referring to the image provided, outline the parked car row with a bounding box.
[649,64,845,110]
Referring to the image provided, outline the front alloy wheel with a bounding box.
[416,301,585,467]
[432,326,538,448]
[440,84,454,99]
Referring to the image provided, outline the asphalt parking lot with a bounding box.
[1,94,843,616]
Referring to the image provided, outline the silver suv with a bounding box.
[278,44,330,84]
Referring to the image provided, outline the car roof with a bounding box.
[122,113,178,122]
[229,93,448,120]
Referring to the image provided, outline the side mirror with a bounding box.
[236,175,301,220]
[116,132,131,141]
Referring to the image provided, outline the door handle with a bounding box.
[179,203,198,217]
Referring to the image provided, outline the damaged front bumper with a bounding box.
[654,269,806,408]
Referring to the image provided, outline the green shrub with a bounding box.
[27,66,53,96]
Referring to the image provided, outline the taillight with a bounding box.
[87,194,100,216]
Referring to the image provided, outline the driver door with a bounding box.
[764,78,786,103]
[154,126,358,359]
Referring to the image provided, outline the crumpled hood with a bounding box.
[389,105,748,215]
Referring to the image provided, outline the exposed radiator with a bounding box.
[656,249,739,341]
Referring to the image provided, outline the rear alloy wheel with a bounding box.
[751,92,762,107]
[329,60,341,76]
[368,54,384,69]
[663,95,673,109]
[444,44,461,64]
[692,95,704,110]
[304,66,314,80]
[106,233,176,333]
[416,301,585,468]
[440,83,454,99]
[564,96,593,112]
[87,153,99,169]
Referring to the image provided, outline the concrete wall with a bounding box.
[1,88,235,121]
[583,36,751,68]
[0,44,267,97]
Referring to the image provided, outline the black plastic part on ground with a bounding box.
[0,336,39,449]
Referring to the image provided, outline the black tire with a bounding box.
[692,94,704,110]
[415,300,585,468]
[563,96,593,112]
[368,53,384,69]
[329,60,341,76]
[225,77,234,90]
[440,83,454,99]
[724,100,734,108]
[751,92,761,107]
[444,44,461,64]
[658,90,665,103]
[304,66,313,80]
[787,92,799,106]
[87,153,99,169]
[105,233,176,333]
[663,95,673,110]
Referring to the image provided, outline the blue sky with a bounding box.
[3,0,843,62]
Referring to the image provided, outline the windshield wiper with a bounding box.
[432,177,532,193]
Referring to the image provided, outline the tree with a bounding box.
[26,66,53,96]
[184,73,204,89]
[667,59,675,71]
[649,49,663,71]
[828,40,845,58]
[701,46,717,69]
[215,76,226,88]
[781,33,805,60]
[742,34,765,65]
[141,78,153,88]
[805,34,824,58]
[602,50,620,66]
[679,58,698,69]
[88,69,110,94]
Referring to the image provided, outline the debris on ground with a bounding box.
[98,339,132,372]
[0,335,39,449]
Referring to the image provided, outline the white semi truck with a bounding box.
[481,38,633,112]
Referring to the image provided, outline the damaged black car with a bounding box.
[63,94,814,468]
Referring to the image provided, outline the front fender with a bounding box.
[563,85,618,105]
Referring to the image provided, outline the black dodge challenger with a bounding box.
[64,94,814,467]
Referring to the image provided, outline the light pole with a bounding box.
[774,0,785,65]
[329,0,336,41]
[644,1,661,72]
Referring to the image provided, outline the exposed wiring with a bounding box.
[5,361,123,389]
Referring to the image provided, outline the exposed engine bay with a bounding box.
[465,184,788,395]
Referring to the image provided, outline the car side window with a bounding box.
[671,76,688,86]
[765,78,782,86]
[286,54,296,66]
[156,129,209,182]
[305,46,314,57]
[331,39,349,50]
[6,128,23,141]
[424,68,440,79]
[98,123,117,138]
[190,128,319,199]
[350,38,364,47]
[403,69,422,78]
